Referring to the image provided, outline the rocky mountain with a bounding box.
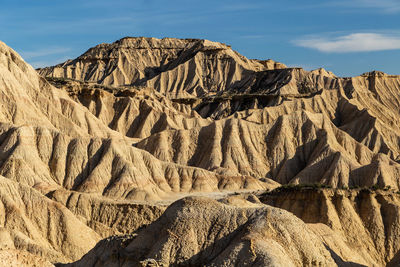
[62,190,400,267]
[0,36,399,265]
[260,187,400,266]
[38,37,286,98]
[67,196,338,266]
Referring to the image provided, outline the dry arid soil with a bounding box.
[0,37,399,266]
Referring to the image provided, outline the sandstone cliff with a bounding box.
[64,197,338,267]
[260,187,400,266]
[38,37,286,97]
[0,36,399,266]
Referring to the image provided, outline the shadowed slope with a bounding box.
[0,41,268,202]
[64,197,337,267]
[2,36,400,266]
[48,78,211,139]
[136,110,400,189]
[38,37,286,97]
[0,176,100,263]
[0,41,117,138]
[261,188,400,266]
[0,123,267,201]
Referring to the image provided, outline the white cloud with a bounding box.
[294,33,400,53]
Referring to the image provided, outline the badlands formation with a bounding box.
[0,36,396,266]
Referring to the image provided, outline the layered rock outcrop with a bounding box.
[0,36,399,266]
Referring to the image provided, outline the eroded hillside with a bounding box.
[62,190,400,267]
[0,36,399,266]
[38,37,286,98]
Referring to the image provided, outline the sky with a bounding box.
[1,0,399,77]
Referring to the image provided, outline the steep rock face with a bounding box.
[66,192,400,267]
[0,40,272,264]
[343,73,400,159]
[0,249,54,267]
[0,42,268,203]
[136,110,400,190]
[196,70,400,161]
[49,78,212,139]
[42,65,400,191]
[39,40,400,192]
[2,35,400,266]
[47,189,166,237]
[65,197,337,267]
[0,176,100,263]
[0,123,267,201]
[260,188,400,266]
[39,37,400,163]
[38,37,286,97]
[0,41,117,138]
[193,67,340,119]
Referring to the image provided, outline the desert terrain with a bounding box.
[0,37,398,266]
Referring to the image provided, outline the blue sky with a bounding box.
[1,0,399,77]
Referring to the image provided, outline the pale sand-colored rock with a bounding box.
[136,110,400,190]
[38,37,286,97]
[0,249,54,267]
[261,187,400,266]
[64,197,337,267]
[47,189,166,237]
[0,123,268,201]
[0,176,100,263]
[49,78,212,139]
[44,68,400,191]
[0,41,119,139]
[0,42,268,202]
[193,68,400,162]
[63,192,400,266]
[40,37,400,164]
[0,39,273,264]
[0,36,399,266]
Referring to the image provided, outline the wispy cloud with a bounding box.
[328,0,400,13]
[294,33,400,53]
[29,56,71,69]
[20,48,71,60]
[356,0,400,13]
